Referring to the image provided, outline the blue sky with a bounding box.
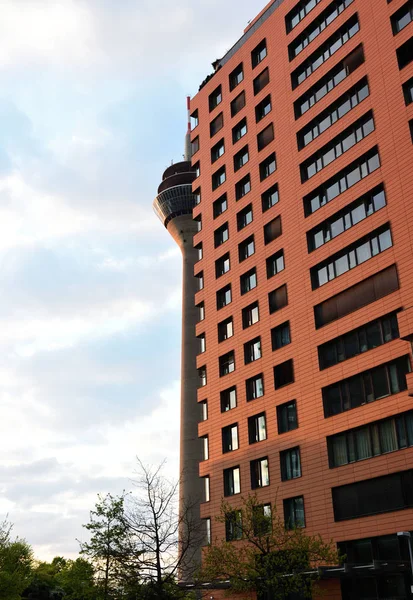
[0,0,262,559]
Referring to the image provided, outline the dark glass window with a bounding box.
[224,466,241,496]
[259,152,277,180]
[283,496,305,529]
[396,36,413,69]
[292,15,360,88]
[318,311,400,370]
[232,118,247,143]
[391,1,413,34]
[222,423,239,453]
[215,252,230,278]
[304,147,381,216]
[307,185,386,251]
[231,91,246,117]
[288,0,354,59]
[219,350,235,377]
[262,183,279,212]
[254,67,270,95]
[220,386,237,412]
[234,145,249,171]
[190,110,198,130]
[248,412,267,444]
[194,187,201,206]
[280,447,302,481]
[216,284,232,309]
[214,222,229,248]
[323,356,410,417]
[239,235,255,262]
[286,0,322,31]
[257,123,274,151]
[229,63,244,91]
[246,373,264,401]
[235,174,251,200]
[294,45,364,118]
[264,216,282,245]
[300,111,375,182]
[298,77,369,149]
[213,193,227,218]
[196,301,205,323]
[212,165,226,190]
[225,510,242,541]
[271,321,291,351]
[195,242,202,262]
[244,337,262,364]
[218,316,234,342]
[242,301,259,329]
[200,400,208,422]
[250,457,270,489]
[403,76,413,105]
[311,224,392,289]
[191,136,199,156]
[197,333,206,354]
[241,268,257,295]
[209,85,222,111]
[253,504,272,536]
[269,284,288,314]
[277,400,298,434]
[198,366,207,388]
[274,359,294,389]
[237,204,253,230]
[255,94,272,122]
[211,138,225,163]
[252,39,267,68]
[266,250,285,279]
[210,112,224,137]
[195,270,203,290]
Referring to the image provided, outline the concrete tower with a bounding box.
[153,101,202,580]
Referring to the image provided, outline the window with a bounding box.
[194,214,202,232]
[194,161,200,178]
[195,271,204,290]
[300,111,375,182]
[203,476,210,502]
[283,496,305,529]
[297,77,370,149]
[231,91,246,117]
[338,533,413,566]
[244,337,262,364]
[332,469,413,521]
[264,216,282,245]
[327,409,413,468]
[209,85,222,111]
[315,265,400,328]
[213,193,228,218]
[242,301,259,329]
[210,112,224,137]
[280,447,302,481]
[259,152,277,180]
[217,284,232,309]
[197,333,206,354]
[248,412,267,444]
[277,400,298,434]
[219,350,235,376]
[204,518,211,545]
[218,317,234,342]
[274,359,294,389]
[253,67,270,95]
[257,123,274,151]
[224,466,241,496]
[190,109,198,130]
[234,145,249,171]
[198,366,207,388]
[255,94,272,123]
[195,242,202,262]
[291,15,360,88]
[238,235,255,262]
[215,252,230,278]
[235,175,251,200]
[262,183,279,212]
[250,457,269,489]
[225,510,243,541]
[191,136,199,156]
[396,36,413,69]
[211,138,225,163]
[294,45,364,118]
[307,185,386,251]
[241,268,257,295]
[391,1,413,34]
[410,119,413,144]
[253,504,271,535]
[246,373,264,401]
[232,118,247,143]
[237,204,253,230]
[214,222,229,248]
[318,311,400,370]
[201,435,209,460]
[403,76,413,105]
[200,400,208,422]
[252,39,267,68]
[271,321,291,351]
[288,0,355,60]
[286,0,322,33]
[212,166,226,190]
[322,356,410,417]
[266,250,285,279]
[311,224,393,289]
[269,284,288,314]
[196,301,205,322]
[304,147,381,216]
[221,386,237,412]
[222,423,239,453]
[229,63,244,91]
[194,187,201,205]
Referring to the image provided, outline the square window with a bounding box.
[232,118,247,143]
[238,235,255,262]
[280,447,302,481]
[213,193,228,218]
[229,63,244,91]
[255,94,272,123]
[266,250,284,279]
[214,222,229,248]
[219,350,235,376]
[237,204,253,230]
[231,91,246,117]
[215,252,230,278]
[209,85,222,111]
[259,152,277,180]
[246,373,264,401]
[212,166,226,190]
[216,284,232,309]
[223,466,241,496]
[271,321,291,350]
[210,112,224,137]
[252,39,267,68]
[211,138,225,163]
[250,457,269,489]
[248,412,267,444]
[221,386,237,412]
[264,216,281,244]
[244,337,262,364]
[218,317,234,342]
[236,175,251,200]
[269,284,288,314]
[253,67,270,95]
[225,510,242,541]
[274,359,294,389]
[222,423,239,453]
[262,183,279,212]
[241,268,257,294]
[257,123,274,151]
[234,145,249,171]
[242,301,259,329]
[277,400,298,434]
[283,496,305,529]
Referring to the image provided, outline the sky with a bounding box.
[0,0,263,560]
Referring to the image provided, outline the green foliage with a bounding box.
[0,519,33,600]
[199,495,340,600]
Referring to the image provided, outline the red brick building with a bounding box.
[184,0,413,597]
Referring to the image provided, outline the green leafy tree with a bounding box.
[55,558,97,600]
[199,495,340,599]
[0,518,33,600]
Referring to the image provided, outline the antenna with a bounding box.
[184,96,191,161]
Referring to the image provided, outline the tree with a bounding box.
[199,495,340,600]
[0,518,33,600]
[55,558,97,600]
